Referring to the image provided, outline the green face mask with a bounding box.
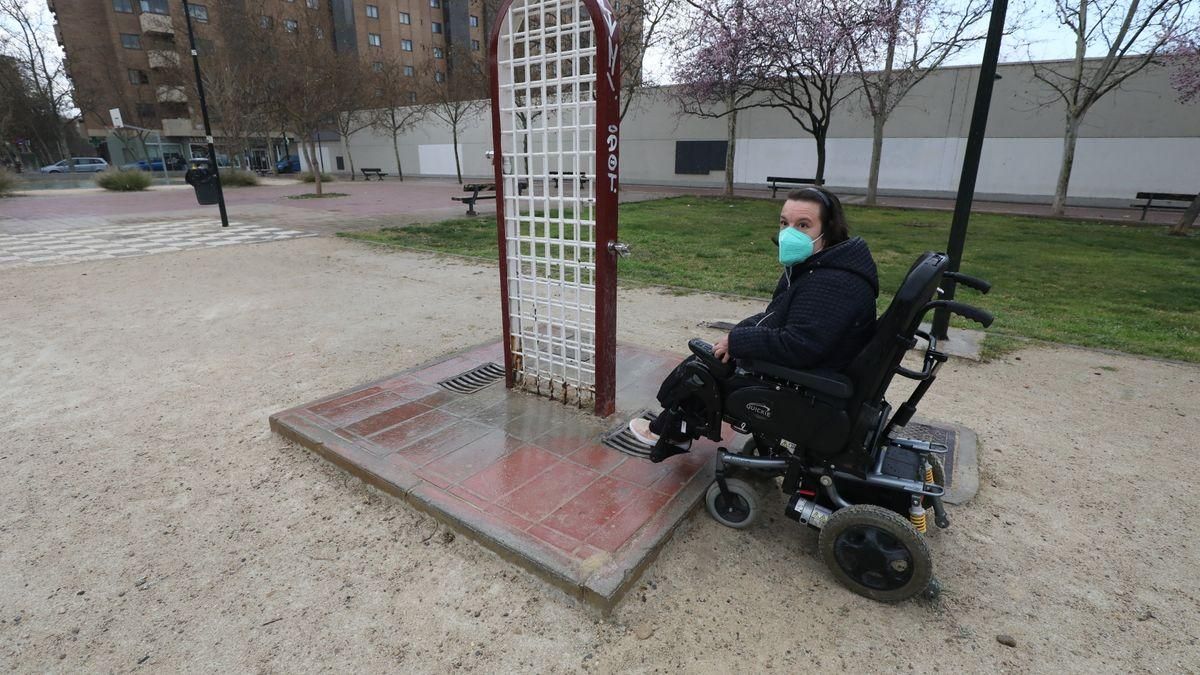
[778,228,822,266]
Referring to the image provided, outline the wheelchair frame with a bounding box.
[685,252,993,602]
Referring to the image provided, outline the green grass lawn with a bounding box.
[341,196,1200,362]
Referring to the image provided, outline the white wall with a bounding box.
[329,59,1200,204]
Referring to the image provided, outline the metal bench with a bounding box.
[1131,191,1196,221]
[767,176,823,198]
[360,168,388,181]
[548,171,589,189]
[452,180,528,216]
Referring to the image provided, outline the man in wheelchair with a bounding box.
[629,187,995,602]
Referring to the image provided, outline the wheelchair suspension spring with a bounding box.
[925,465,935,485]
[909,503,928,534]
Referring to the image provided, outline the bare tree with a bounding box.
[331,56,374,180]
[841,0,992,205]
[750,0,865,185]
[1165,33,1199,234]
[369,58,426,181]
[264,12,365,195]
[670,0,766,196]
[616,0,680,121]
[0,0,73,161]
[421,48,489,184]
[1030,0,1197,215]
[201,1,276,170]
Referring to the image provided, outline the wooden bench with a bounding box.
[452,180,528,215]
[360,168,388,181]
[767,176,823,198]
[1131,191,1196,221]
[548,171,589,189]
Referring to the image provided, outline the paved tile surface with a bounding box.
[0,218,315,268]
[270,341,721,608]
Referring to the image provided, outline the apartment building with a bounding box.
[49,0,491,167]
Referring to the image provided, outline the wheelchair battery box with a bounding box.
[725,386,850,456]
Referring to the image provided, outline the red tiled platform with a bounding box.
[270,341,722,609]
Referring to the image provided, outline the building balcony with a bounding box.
[156,85,188,103]
[140,13,175,36]
[161,118,198,137]
[148,50,180,69]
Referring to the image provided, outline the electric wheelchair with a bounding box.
[653,251,993,602]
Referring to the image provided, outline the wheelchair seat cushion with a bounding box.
[739,360,853,399]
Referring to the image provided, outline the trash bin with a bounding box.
[184,158,219,205]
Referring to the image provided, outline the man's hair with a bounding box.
[786,186,850,246]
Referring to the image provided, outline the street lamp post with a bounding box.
[931,0,1009,340]
[181,0,229,227]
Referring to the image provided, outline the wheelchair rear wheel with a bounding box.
[705,478,760,529]
[819,504,933,603]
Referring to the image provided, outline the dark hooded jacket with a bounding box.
[728,236,879,372]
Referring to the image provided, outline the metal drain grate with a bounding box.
[601,410,658,459]
[438,362,506,394]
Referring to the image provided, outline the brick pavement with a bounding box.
[271,341,720,609]
[0,218,314,269]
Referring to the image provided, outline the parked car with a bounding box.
[276,155,301,173]
[121,155,188,172]
[39,157,109,173]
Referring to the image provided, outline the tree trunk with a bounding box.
[452,123,463,185]
[865,113,886,205]
[1051,114,1081,216]
[391,126,405,181]
[342,134,357,181]
[814,128,827,185]
[302,139,322,196]
[1170,193,1200,236]
[724,107,737,198]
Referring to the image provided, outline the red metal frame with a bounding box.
[487,0,621,417]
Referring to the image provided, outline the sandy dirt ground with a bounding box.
[1,236,1197,673]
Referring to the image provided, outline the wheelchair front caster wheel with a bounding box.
[705,478,760,529]
[818,504,933,603]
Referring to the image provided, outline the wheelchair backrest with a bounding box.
[843,251,948,413]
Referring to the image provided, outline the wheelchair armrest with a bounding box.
[688,338,734,379]
[740,360,854,399]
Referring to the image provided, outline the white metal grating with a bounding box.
[496,0,599,406]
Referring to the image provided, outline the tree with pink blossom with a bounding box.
[748,0,866,185]
[1165,34,1199,235]
[670,0,766,196]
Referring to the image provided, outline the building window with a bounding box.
[366,4,379,18]
[471,39,480,51]
[398,11,411,24]
[284,19,298,32]
[187,4,208,22]
[431,21,442,34]
[368,33,381,47]
[434,71,444,83]
[372,61,383,72]
[259,15,273,28]
[374,87,384,98]
[403,65,414,76]
[469,14,479,27]
[196,38,214,55]
[408,91,417,103]
[432,47,443,58]
[120,33,142,49]
[314,26,324,38]
[127,69,149,84]
[401,39,412,51]
[430,0,440,7]
[306,0,318,8]
[136,103,155,118]
[113,0,134,13]
[139,0,168,14]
